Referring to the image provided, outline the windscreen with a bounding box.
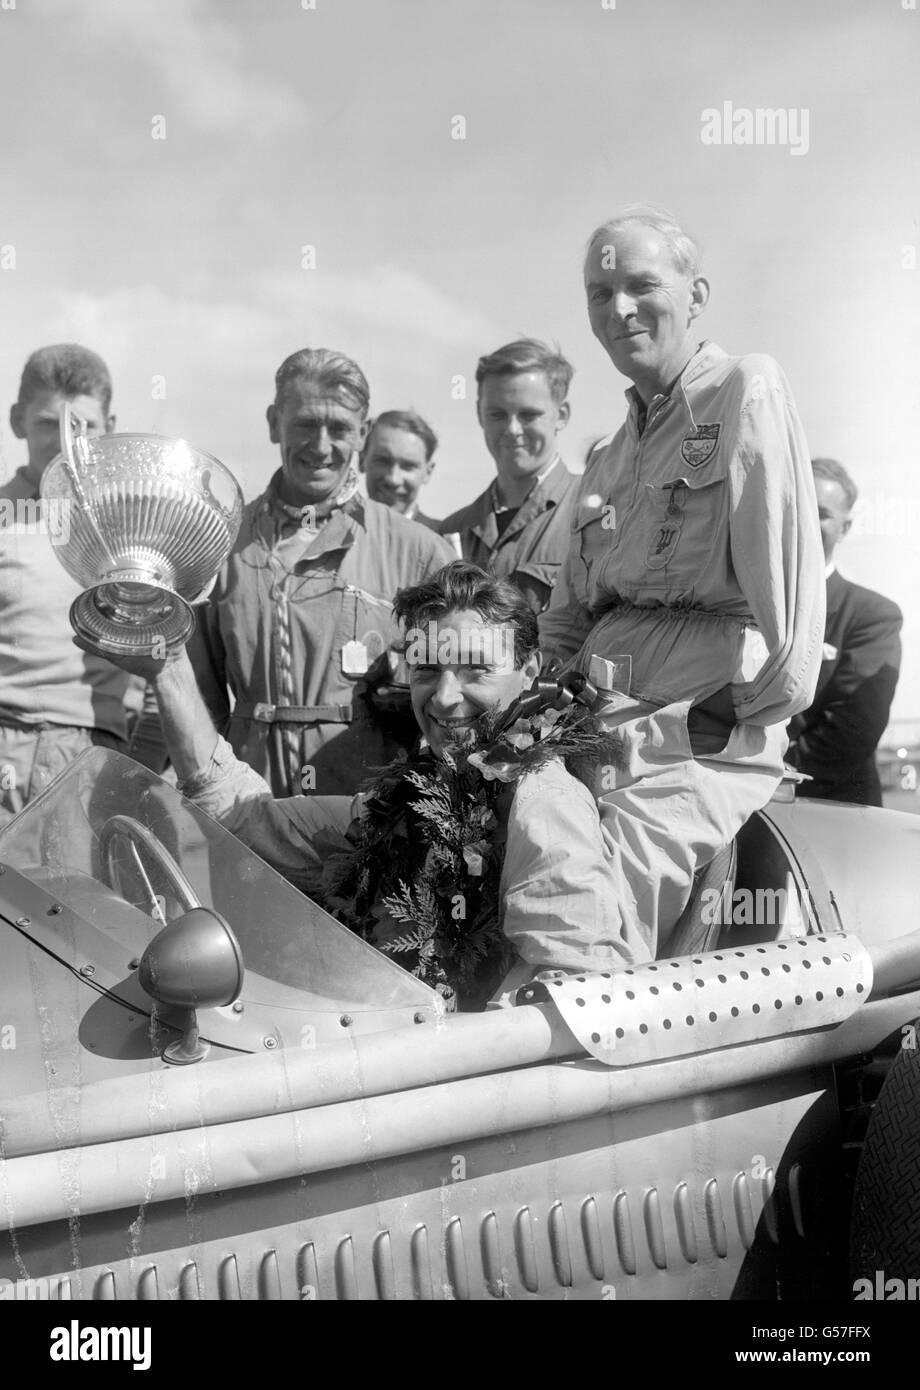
[0,748,436,1012]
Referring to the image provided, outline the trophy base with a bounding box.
[70,581,194,657]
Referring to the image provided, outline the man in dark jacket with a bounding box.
[787,458,902,805]
[439,338,577,615]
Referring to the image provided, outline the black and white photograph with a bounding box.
[0,0,917,1348]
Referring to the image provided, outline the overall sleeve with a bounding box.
[537,448,611,668]
[728,362,825,726]
[536,528,598,669]
[500,762,649,971]
[179,735,354,896]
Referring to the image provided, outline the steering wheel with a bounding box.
[99,814,201,925]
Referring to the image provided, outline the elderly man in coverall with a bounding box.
[187,348,455,796]
[539,205,826,959]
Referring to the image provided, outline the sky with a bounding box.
[0,0,918,717]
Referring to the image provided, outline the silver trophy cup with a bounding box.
[42,405,244,657]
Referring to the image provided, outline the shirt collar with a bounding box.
[263,460,361,527]
[0,466,41,502]
[491,455,562,513]
[625,341,726,423]
[825,560,837,579]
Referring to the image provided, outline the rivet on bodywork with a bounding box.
[80,964,96,977]
[339,1014,353,1027]
[15,916,30,928]
[413,1012,426,1024]
[48,904,63,915]
[128,958,140,970]
[263,1035,277,1049]
[232,1001,244,1014]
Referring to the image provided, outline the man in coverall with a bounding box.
[439,338,578,616]
[187,348,455,796]
[539,204,826,958]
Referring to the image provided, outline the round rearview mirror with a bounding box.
[139,907,244,1065]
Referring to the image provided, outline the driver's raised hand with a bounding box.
[72,633,192,685]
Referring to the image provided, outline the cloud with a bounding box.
[35,266,503,499]
[37,0,307,135]
[44,264,502,365]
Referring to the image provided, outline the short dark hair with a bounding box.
[273,348,370,416]
[475,338,574,407]
[367,409,438,462]
[393,560,539,667]
[17,344,113,416]
[812,457,858,512]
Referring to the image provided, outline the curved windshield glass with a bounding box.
[0,748,437,1016]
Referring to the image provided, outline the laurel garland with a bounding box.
[312,701,623,1009]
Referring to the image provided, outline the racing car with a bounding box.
[0,747,916,1301]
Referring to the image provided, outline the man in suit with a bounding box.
[787,458,902,805]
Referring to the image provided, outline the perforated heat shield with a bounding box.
[537,934,873,1066]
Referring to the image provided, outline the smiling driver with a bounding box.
[102,561,647,1008]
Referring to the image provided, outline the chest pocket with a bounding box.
[513,559,561,614]
[571,500,613,607]
[640,469,728,590]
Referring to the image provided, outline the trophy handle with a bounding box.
[57,401,120,571]
[59,400,91,487]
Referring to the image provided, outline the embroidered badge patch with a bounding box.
[680,423,721,469]
[645,519,682,569]
[645,481,685,569]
